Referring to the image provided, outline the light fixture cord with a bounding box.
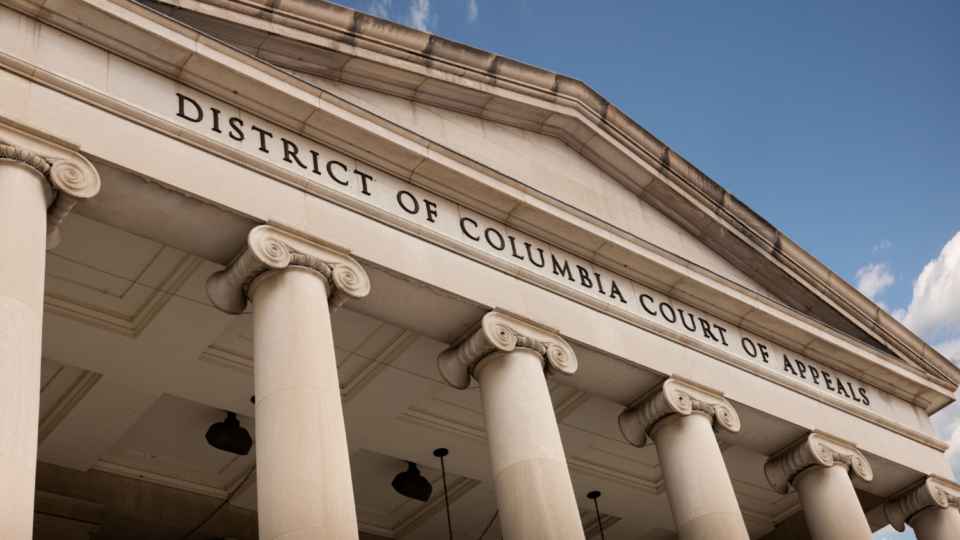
[177,463,256,540]
[592,496,605,540]
[440,454,453,540]
[478,510,498,539]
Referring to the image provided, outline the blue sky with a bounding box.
[331,2,959,538]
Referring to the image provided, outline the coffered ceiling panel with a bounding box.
[95,394,255,496]
[724,446,801,526]
[351,448,481,539]
[37,364,158,472]
[44,213,203,338]
[38,358,101,446]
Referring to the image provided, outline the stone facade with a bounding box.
[0,1,958,539]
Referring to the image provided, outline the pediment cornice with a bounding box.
[130,0,959,391]
[2,0,956,412]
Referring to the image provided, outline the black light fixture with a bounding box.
[391,461,433,502]
[205,411,253,455]
[587,491,606,540]
[434,448,453,540]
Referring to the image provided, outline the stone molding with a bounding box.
[764,431,873,494]
[146,0,960,387]
[437,309,577,389]
[206,220,370,315]
[884,475,960,532]
[618,376,741,448]
[0,114,100,249]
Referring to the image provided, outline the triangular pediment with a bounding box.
[8,0,954,392]
[138,0,960,388]
[313,77,778,297]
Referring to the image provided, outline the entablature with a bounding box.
[0,0,953,453]
[132,0,960,390]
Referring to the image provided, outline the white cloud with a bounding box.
[898,231,960,340]
[368,0,391,19]
[931,338,960,482]
[468,0,478,22]
[892,232,960,495]
[936,336,960,362]
[873,239,893,254]
[933,398,960,482]
[855,262,895,300]
[404,0,432,31]
[366,0,435,32]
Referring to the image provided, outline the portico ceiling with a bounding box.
[2,0,952,414]
[34,211,818,539]
[1,1,953,537]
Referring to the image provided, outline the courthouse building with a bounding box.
[2,1,960,539]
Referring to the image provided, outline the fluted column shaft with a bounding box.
[792,464,873,540]
[650,412,749,540]
[249,267,358,540]
[910,506,960,540]
[474,349,584,540]
[0,162,52,539]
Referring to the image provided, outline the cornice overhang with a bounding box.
[133,0,960,391]
[2,0,955,416]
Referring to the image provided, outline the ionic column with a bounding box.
[619,377,748,540]
[208,222,370,540]
[765,431,874,540]
[0,117,99,539]
[438,310,583,540]
[885,476,960,540]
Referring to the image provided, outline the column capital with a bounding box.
[618,376,741,448]
[206,220,370,314]
[764,431,873,494]
[0,114,101,249]
[437,309,577,389]
[885,475,960,532]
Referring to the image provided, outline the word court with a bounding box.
[176,91,873,409]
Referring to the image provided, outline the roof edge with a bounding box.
[145,0,960,387]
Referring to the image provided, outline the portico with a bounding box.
[0,1,958,539]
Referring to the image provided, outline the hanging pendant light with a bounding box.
[205,411,253,455]
[587,491,606,540]
[434,448,453,540]
[391,461,433,502]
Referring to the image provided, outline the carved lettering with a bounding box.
[172,91,878,411]
[327,161,349,185]
[250,126,272,153]
[552,256,575,282]
[577,266,593,288]
[176,93,203,122]
[525,243,545,267]
[461,218,480,241]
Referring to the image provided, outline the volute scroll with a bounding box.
[437,309,577,389]
[618,377,741,448]
[764,431,873,495]
[0,115,101,250]
[884,475,960,532]
[206,221,370,315]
